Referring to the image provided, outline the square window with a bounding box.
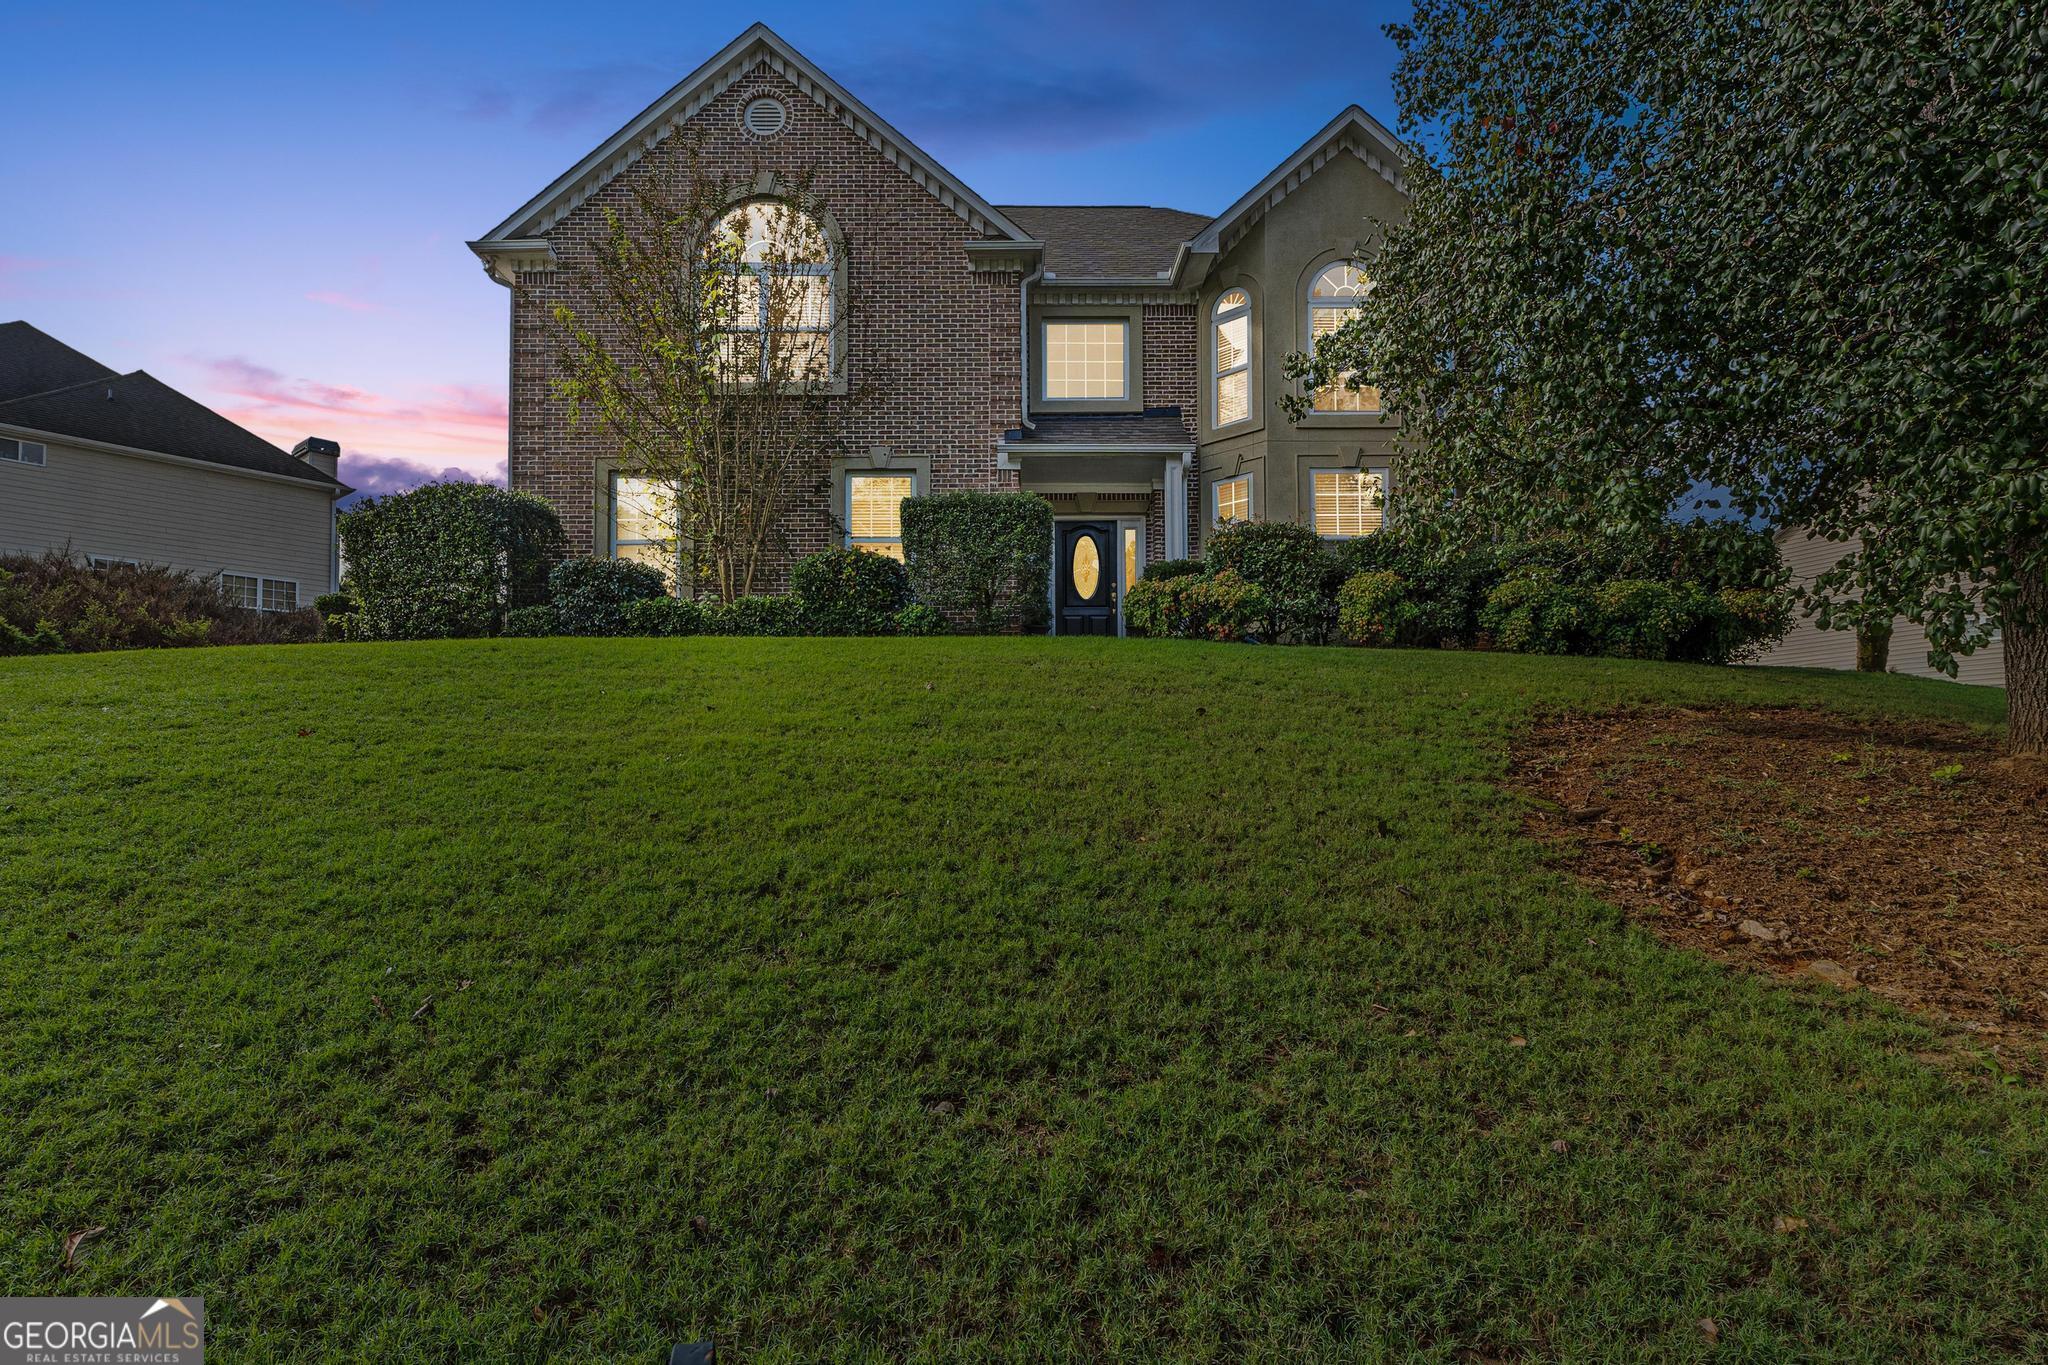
[1043,321,1128,401]
[261,579,299,612]
[1312,469,1386,538]
[220,573,261,610]
[1214,474,1252,526]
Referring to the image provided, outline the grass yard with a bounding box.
[1,638,2041,1361]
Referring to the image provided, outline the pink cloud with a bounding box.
[193,355,506,473]
[305,290,388,314]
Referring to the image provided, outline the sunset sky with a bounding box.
[4,1,1403,499]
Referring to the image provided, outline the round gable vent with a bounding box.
[742,97,789,139]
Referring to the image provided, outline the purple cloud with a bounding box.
[337,453,507,505]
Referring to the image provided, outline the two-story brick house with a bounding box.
[471,23,1407,634]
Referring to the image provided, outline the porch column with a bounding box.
[1163,454,1190,560]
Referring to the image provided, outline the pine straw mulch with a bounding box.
[1511,704,2048,1078]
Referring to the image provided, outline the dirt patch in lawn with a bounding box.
[1512,705,2048,1074]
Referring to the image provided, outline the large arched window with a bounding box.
[1307,261,1378,413]
[716,199,834,384]
[1212,288,1251,428]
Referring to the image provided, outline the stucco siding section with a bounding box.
[1759,528,2005,686]
[0,436,336,592]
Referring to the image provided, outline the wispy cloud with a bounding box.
[338,452,506,505]
[191,356,506,471]
[305,289,388,314]
[454,60,668,134]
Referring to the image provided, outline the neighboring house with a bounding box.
[1759,525,2006,686]
[0,322,347,609]
[471,23,1407,635]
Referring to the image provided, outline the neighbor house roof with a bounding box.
[0,320,119,403]
[472,23,1037,256]
[996,206,1211,280]
[1001,408,1193,449]
[0,349,345,489]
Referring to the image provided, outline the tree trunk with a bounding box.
[2007,563,2048,757]
[1855,621,1892,673]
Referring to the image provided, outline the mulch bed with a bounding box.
[1512,705,2048,1076]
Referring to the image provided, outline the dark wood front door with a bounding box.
[1056,521,1118,636]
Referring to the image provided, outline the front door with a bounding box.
[1056,521,1118,636]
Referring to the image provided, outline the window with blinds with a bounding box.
[1213,473,1252,526]
[847,472,913,560]
[1044,321,1128,401]
[1308,262,1379,413]
[610,473,677,583]
[1213,289,1251,427]
[1311,469,1385,539]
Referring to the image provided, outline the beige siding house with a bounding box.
[1761,525,2006,687]
[0,322,346,608]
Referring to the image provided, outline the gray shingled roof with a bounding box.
[996,206,1211,279]
[0,362,344,489]
[1004,408,1192,447]
[0,320,119,403]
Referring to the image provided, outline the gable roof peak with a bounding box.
[470,23,1033,258]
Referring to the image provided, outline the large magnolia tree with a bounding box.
[1298,0,2048,751]
[550,148,862,600]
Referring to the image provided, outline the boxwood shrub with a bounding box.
[1141,557,1206,583]
[893,603,947,636]
[548,558,669,636]
[338,483,564,640]
[790,548,910,635]
[901,491,1052,634]
[1124,569,1271,642]
[705,594,804,636]
[625,596,709,637]
[1204,521,1335,641]
[501,604,560,637]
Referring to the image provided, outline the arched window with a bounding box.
[1307,261,1378,413]
[1212,288,1251,428]
[716,200,834,383]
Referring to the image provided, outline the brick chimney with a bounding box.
[292,437,340,479]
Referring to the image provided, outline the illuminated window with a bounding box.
[847,471,913,560]
[1212,289,1251,427]
[1308,262,1378,412]
[1043,321,1128,401]
[611,472,677,583]
[1122,526,1139,599]
[1213,473,1252,526]
[716,200,833,383]
[1312,469,1385,538]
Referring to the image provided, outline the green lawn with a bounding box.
[2,639,2039,1361]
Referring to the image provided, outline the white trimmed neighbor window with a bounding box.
[1043,321,1128,401]
[717,200,833,383]
[1213,473,1252,526]
[847,471,914,560]
[219,572,299,611]
[1311,468,1386,538]
[0,437,47,465]
[1308,262,1379,413]
[1212,289,1251,428]
[610,472,677,582]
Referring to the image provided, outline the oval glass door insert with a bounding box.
[1072,534,1101,599]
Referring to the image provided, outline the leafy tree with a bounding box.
[1294,0,2048,751]
[549,142,872,601]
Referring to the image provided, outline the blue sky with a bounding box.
[2,1,1406,495]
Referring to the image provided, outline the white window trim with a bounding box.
[1212,472,1254,527]
[1041,319,1131,403]
[720,201,836,385]
[261,577,301,613]
[845,469,917,557]
[216,570,298,612]
[1308,466,1389,540]
[1211,290,1252,429]
[608,470,681,583]
[1307,261,1380,415]
[0,437,48,466]
[89,556,141,571]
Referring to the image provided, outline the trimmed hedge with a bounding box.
[501,604,560,638]
[1204,521,1336,641]
[901,492,1053,634]
[705,595,805,636]
[338,482,564,640]
[893,603,947,636]
[624,596,709,637]
[790,548,910,636]
[1336,571,1415,647]
[1124,569,1271,642]
[313,591,356,619]
[1141,558,1206,583]
[548,558,669,636]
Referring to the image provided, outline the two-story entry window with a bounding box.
[1043,321,1129,401]
[1308,262,1379,413]
[1212,290,1251,428]
[1311,468,1385,538]
[847,471,914,560]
